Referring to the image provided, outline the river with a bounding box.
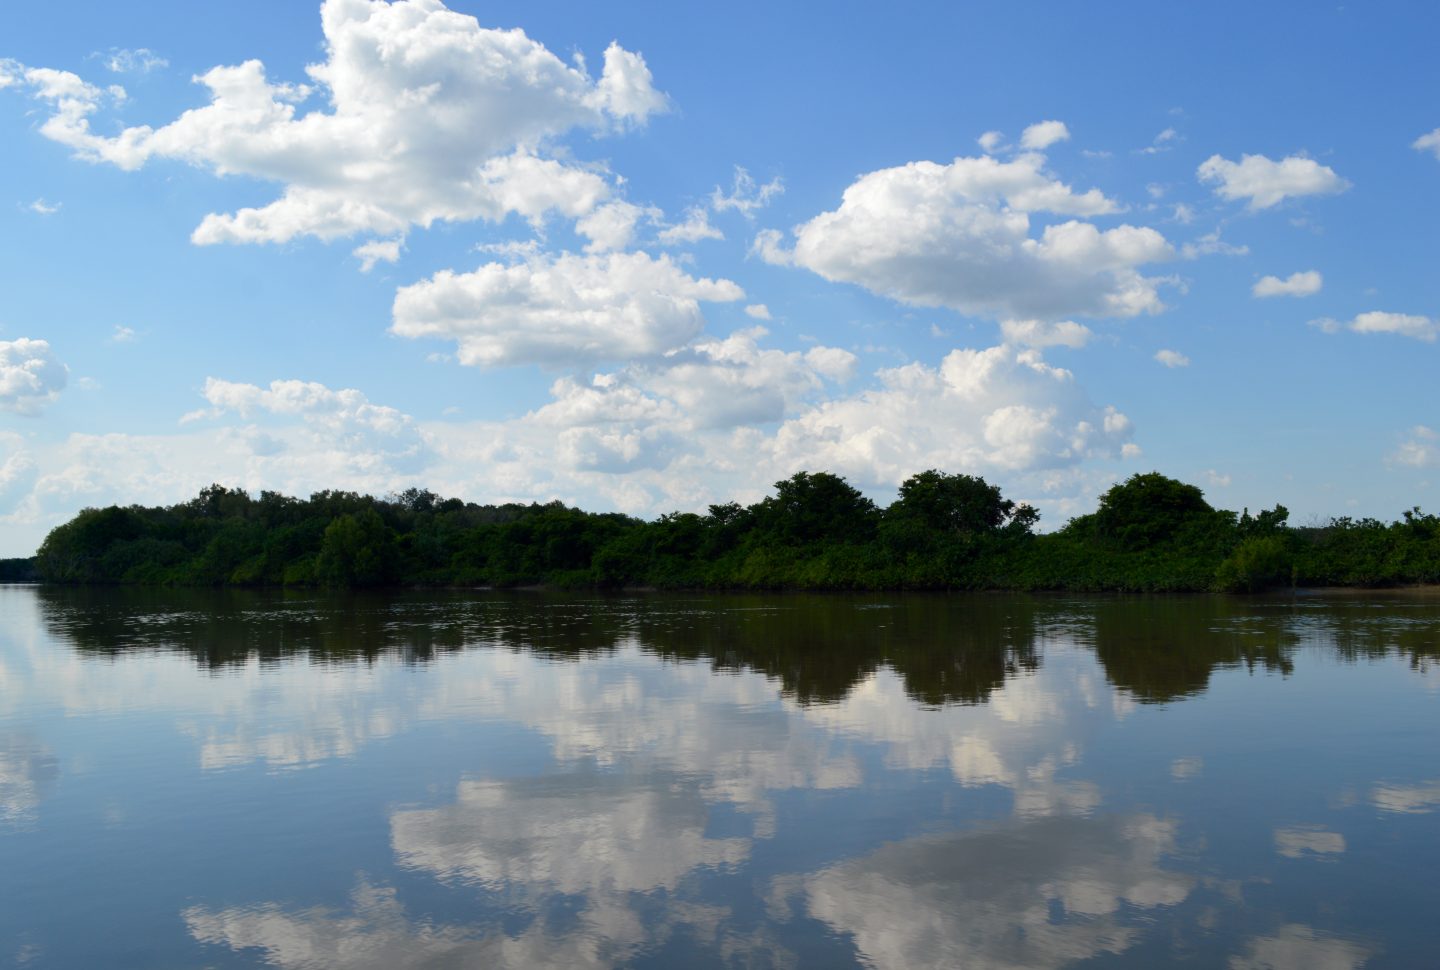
[2,585,1437,967]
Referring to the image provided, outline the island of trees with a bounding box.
[6,470,1439,592]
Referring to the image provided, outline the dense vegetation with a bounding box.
[15,470,1440,592]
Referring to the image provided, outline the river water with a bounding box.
[1,585,1437,968]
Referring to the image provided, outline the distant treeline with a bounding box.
[14,471,1440,592]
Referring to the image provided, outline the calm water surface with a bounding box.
[2,586,1438,968]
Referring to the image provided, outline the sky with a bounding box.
[1,0,1437,556]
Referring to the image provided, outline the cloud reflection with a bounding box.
[0,733,58,823]
[1273,825,1345,859]
[1228,923,1371,970]
[392,774,750,894]
[802,813,1193,969]
[1370,780,1440,815]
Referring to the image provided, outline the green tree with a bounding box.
[1091,472,1217,550]
[315,509,398,587]
[757,472,879,545]
[889,470,1038,537]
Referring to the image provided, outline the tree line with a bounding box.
[8,470,1440,592]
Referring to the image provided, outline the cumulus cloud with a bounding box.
[352,237,402,272]
[1020,120,1070,151]
[999,319,1093,349]
[4,0,666,248]
[764,344,1135,486]
[191,377,431,473]
[509,327,858,476]
[1391,426,1439,468]
[1312,311,1439,342]
[1253,270,1322,298]
[1138,127,1179,155]
[1414,128,1440,159]
[26,198,61,216]
[1197,153,1349,210]
[1154,349,1189,368]
[764,149,1173,323]
[575,201,659,253]
[656,206,723,245]
[743,304,772,320]
[0,338,68,415]
[977,130,1004,154]
[1180,229,1249,259]
[97,48,168,74]
[391,250,744,368]
[710,166,783,218]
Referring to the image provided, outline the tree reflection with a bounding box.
[35,587,1440,708]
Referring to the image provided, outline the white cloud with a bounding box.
[1391,426,1439,468]
[977,130,1004,154]
[1139,127,1179,155]
[1020,120,1070,151]
[26,198,61,215]
[767,151,1173,323]
[743,304,772,320]
[1313,311,1439,342]
[0,338,68,415]
[195,377,431,473]
[748,228,792,266]
[1204,469,1231,488]
[391,250,745,368]
[1414,128,1440,160]
[0,333,1130,550]
[1154,349,1189,368]
[656,206,723,245]
[999,319,1093,349]
[352,237,402,272]
[1253,270,1322,298]
[1197,153,1349,210]
[110,325,137,343]
[1180,229,1249,259]
[5,1,666,248]
[765,344,1135,485]
[575,201,659,253]
[98,48,168,74]
[710,167,783,218]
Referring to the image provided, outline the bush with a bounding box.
[1215,536,1292,592]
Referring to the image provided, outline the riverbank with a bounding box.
[21,472,1440,593]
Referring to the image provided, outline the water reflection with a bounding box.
[0,733,58,824]
[801,814,1192,969]
[2,586,1437,967]
[1229,924,1372,970]
[31,586,1440,711]
[1369,780,1440,815]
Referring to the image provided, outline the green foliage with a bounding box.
[1215,536,1293,592]
[24,472,1440,593]
[316,510,398,588]
[891,469,1039,537]
[1091,472,1217,550]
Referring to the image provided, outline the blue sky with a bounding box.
[1,0,1437,555]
